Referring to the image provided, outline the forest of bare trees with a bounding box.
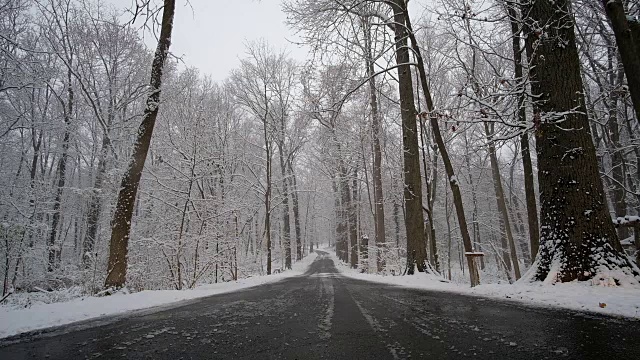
[1,0,639,302]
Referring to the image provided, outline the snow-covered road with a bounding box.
[1,251,639,359]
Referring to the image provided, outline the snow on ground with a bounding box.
[0,252,317,339]
[329,252,640,319]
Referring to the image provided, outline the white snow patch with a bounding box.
[0,252,318,339]
[613,215,640,225]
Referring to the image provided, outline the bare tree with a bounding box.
[105,0,176,290]
[231,41,296,274]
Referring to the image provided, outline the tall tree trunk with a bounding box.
[390,1,429,275]
[506,2,540,263]
[445,188,453,280]
[331,126,356,266]
[428,144,441,270]
[339,166,356,266]
[83,133,109,268]
[392,182,400,252]
[265,141,273,275]
[175,170,194,291]
[484,123,521,280]
[277,144,292,270]
[48,69,73,273]
[306,191,315,254]
[420,117,440,272]
[608,65,629,243]
[401,3,476,284]
[288,162,303,261]
[363,15,387,273]
[351,169,359,268]
[522,0,637,282]
[507,158,531,267]
[461,10,500,276]
[602,0,640,124]
[332,177,346,261]
[27,127,42,250]
[104,0,176,289]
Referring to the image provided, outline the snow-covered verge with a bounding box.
[329,252,640,319]
[0,252,318,339]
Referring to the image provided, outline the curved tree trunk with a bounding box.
[104,0,176,290]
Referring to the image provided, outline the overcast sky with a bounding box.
[108,0,307,81]
[106,0,430,82]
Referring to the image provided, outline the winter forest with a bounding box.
[1,0,640,305]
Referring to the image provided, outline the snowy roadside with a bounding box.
[0,252,318,339]
[329,252,640,319]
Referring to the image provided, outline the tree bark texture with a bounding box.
[391,1,429,275]
[522,0,638,283]
[278,144,292,270]
[288,163,303,261]
[104,0,176,289]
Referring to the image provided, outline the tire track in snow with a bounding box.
[317,275,334,340]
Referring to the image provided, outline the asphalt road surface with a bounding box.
[1,250,639,359]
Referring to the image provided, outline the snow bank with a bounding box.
[330,252,640,319]
[0,252,317,339]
